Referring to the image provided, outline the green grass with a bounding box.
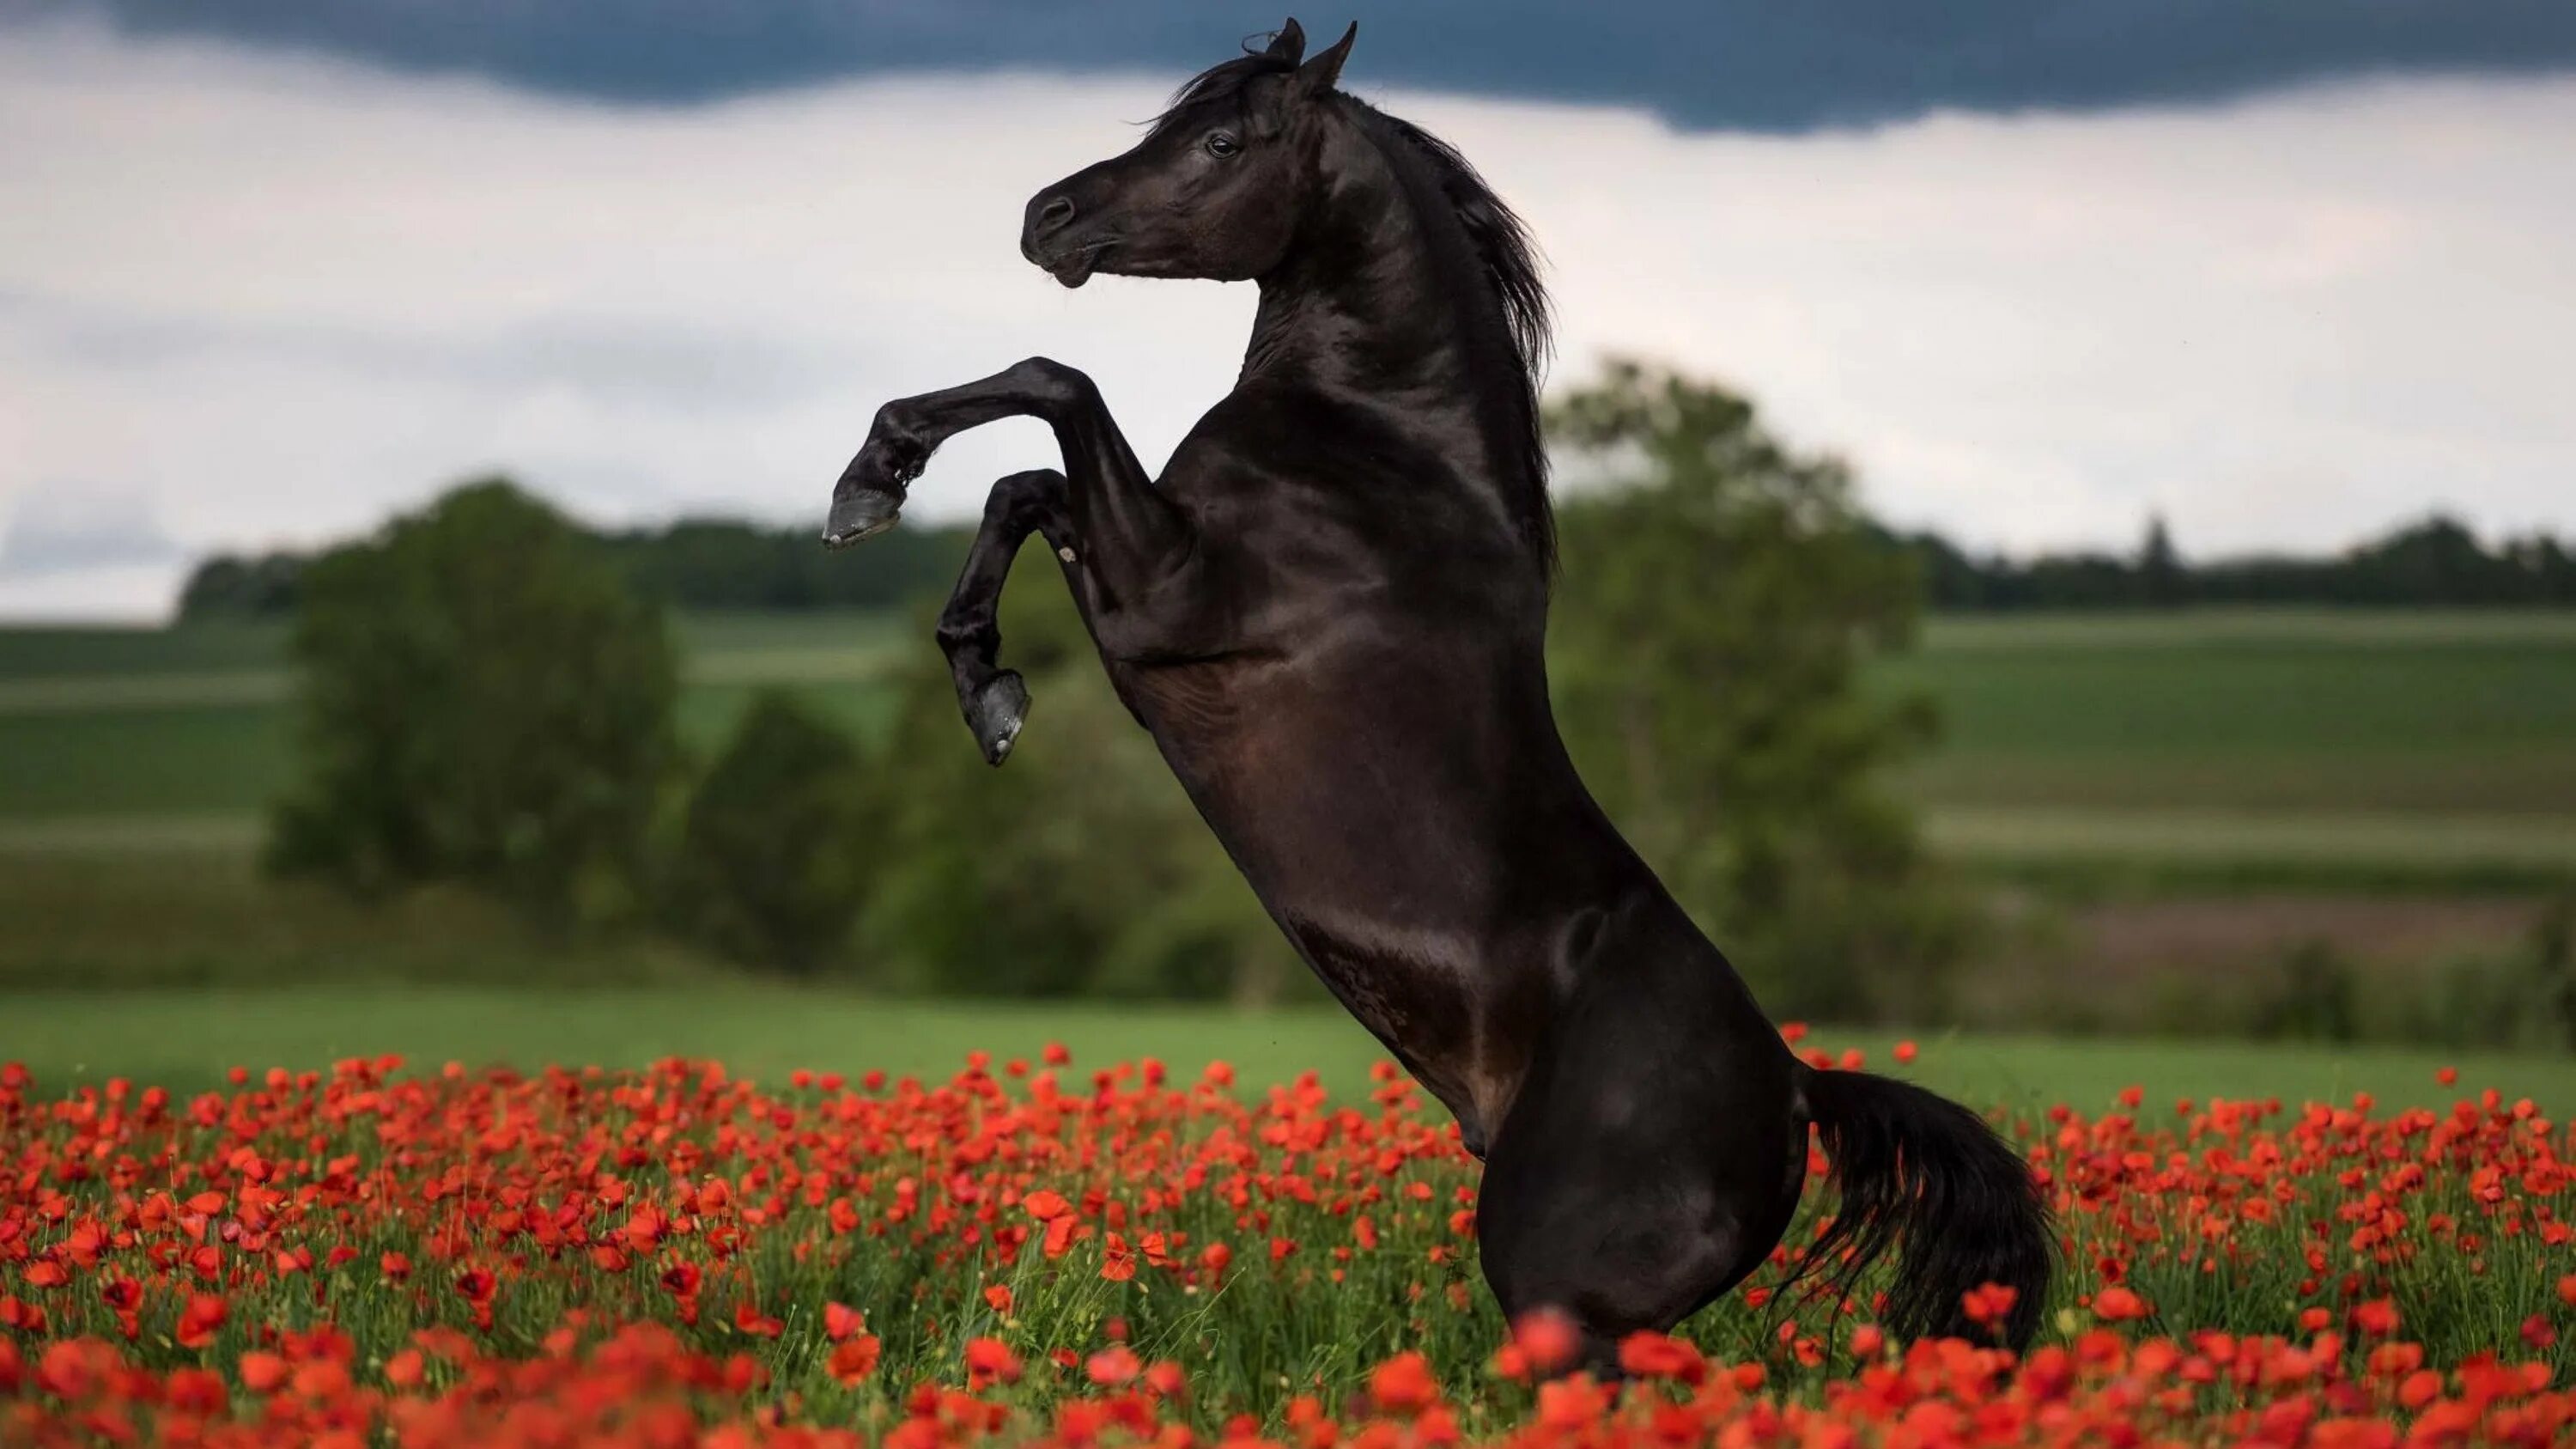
[3,984,2565,1112]
[1916,608,2576,648]
[0,618,289,676]
[0,705,296,818]
[1924,806,2576,873]
[0,848,724,990]
[5,608,2574,877]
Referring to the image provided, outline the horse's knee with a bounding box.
[986,468,1065,515]
[1005,357,1098,416]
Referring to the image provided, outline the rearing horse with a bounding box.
[824,19,2050,1364]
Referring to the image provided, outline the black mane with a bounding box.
[1152,49,1557,578]
[1364,107,1555,576]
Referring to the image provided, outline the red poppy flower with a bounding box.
[829,1335,883,1385]
[1367,1351,1437,1415]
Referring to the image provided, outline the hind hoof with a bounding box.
[968,672,1030,766]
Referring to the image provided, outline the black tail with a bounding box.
[1789,1065,2053,1349]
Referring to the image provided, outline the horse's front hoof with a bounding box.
[823,487,902,549]
[968,672,1030,766]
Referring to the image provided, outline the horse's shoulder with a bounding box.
[1179,383,1470,487]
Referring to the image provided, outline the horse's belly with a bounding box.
[1116,653,1559,1138]
[1164,711,1536,1137]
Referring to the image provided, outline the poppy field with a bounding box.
[3,1035,2573,1447]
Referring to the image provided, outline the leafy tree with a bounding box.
[1546,360,1970,1021]
[267,479,677,924]
[670,691,878,975]
[176,551,306,617]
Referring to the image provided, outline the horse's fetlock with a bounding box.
[933,613,991,653]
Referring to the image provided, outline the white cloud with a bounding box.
[0,479,179,574]
[2,21,2571,619]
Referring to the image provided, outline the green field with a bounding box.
[3,985,2563,1111]
[0,610,910,819]
[3,607,2572,879]
[1886,612,2576,817]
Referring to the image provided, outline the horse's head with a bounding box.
[1021,18,1355,288]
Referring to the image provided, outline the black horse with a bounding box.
[824,19,2050,1364]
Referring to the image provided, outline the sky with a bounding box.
[3,2,2573,619]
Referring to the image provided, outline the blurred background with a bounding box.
[3,2,2573,1099]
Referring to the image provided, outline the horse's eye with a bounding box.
[1205,131,1241,159]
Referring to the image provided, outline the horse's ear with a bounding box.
[1261,19,1305,64]
[1293,21,1355,98]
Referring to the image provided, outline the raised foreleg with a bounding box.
[933,469,1089,764]
[825,359,1190,642]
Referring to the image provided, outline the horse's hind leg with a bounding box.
[1474,966,1808,1375]
[1478,1139,1735,1375]
[1480,1130,1804,1376]
[934,469,1089,765]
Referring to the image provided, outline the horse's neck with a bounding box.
[1243,239,1466,399]
[1242,125,1516,473]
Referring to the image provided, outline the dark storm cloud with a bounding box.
[39,0,2576,131]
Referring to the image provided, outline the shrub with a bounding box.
[2250,940,2360,1043]
[2537,894,2576,1049]
[671,691,878,975]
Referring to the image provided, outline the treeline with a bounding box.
[1901,514,2576,611]
[180,495,2576,624]
[179,516,971,619]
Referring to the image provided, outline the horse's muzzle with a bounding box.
[1021,187,1115,288]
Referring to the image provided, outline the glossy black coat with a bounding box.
[824,19,2050,1364]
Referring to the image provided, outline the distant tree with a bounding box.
[267,479,678,923]
[599,518,972,611]
[2139,514,2186,606]
[1546,360,1971,1021]
[182,514,975,621]
[2343,515,2521,605]
[177,551,307,617]
[670,691,878,975]
[1895,508,2576,612]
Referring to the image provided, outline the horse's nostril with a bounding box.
[1036,194,1077,234]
